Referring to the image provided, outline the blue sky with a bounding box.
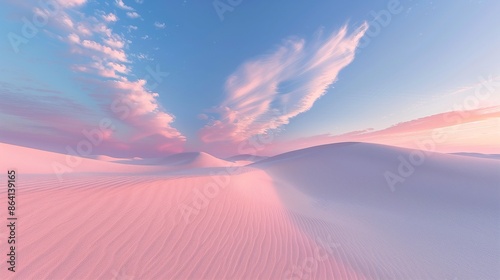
[1,0,499,157]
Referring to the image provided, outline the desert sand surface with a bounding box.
[0,142,499,279]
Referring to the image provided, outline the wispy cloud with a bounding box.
[372,106,500,135]
[154,21,166,29]
[127,25,138,32]
[200,23,368,143]
[115,0,134,11]
[79,38,128,61]
[55,0,87,8]
[102,13,118,22]
[126,11,140,19]
[135,53,152,61]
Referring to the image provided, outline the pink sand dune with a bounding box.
[118,151,233,168]
[0,143,233,176]
[0,142,498,279]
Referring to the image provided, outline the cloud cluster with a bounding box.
[2,0,185,157]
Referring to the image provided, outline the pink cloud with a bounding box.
[55,0,87,8]
[67,33,80,44]
[1,76,186,157]
[102,13,118,22]
[92,23,112,37]
[80,39,127,62]
[58,13,75,29]
[0,90,92,147]
[115,0,134,11]
[369,106,500,136]
[200,23,368,143]
[87,78,186,155]
[103,35,126,49]
[1,0,185,157]
[259,106,500,155]
[107,62,129,74]
[73,60,129,79]
[76,23,92,36]
[126,12,140,19]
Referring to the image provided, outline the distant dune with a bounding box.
[225,154,269,163]
[0,142,169,175]
[254,142,500,208]
[86,155,132,162]
[116,151,233,168]
[451,152,500,160]
[0,143,234,175]
[0,141,498,279]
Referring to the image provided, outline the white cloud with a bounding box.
[127,25,138,32]
[115,0,134,10]
[57,13,75,29]
[93,23,112,36]
[74,60,129,78]
[102,13,118,22]
[55,0,87,8]
[103,35,126,49]
[136,53,152,60]
[154,21,166,29]
[67,33,80,44]
[107,62,130,74]
[200,23,368,143]
[126,12,140,19]
[81,39,128,62]
[76,23,92,36]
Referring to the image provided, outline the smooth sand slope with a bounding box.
[0,143,234,175]
[0,142,170,175]
[0,142,498,279]
[254,142,500,279]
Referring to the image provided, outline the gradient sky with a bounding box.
[1,0,499,157]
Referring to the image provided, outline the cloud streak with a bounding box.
[55,0,87,8]
[260,106,500,155]
[200,23,368,143]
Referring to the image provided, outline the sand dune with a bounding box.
[224,154,269,167]
[226,154,269,163]
[254,142,500,209]
[0,142,498,279]
[86,155,134,162]
[117,152,233,168]
[0,143,233,176]
[254,142,500,279]
[0,142,169,176]
[451,152,500,160]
